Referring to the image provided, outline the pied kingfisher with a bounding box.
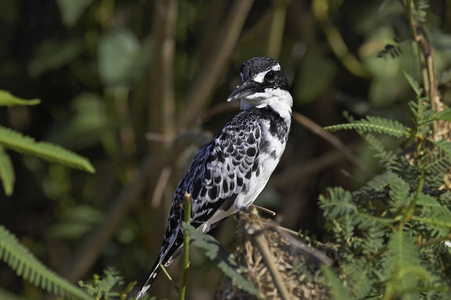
[136,56,293,299]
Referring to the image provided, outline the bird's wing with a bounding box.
[137,112,262,299]
[183,111,262,230]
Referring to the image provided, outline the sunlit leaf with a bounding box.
[0,126,95,173]
[0,90,40,107]
[0,145,14,196]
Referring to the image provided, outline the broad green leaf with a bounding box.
[183,223,261,298]
[322,265,354,300]
[29,39,84,77]
[0,145,14,196]
[98,29,140,86]
[56,0,94,26]
[0,90,40,107]
[0,126,95,173]
[433,108,451,122]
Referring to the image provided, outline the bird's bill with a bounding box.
[227,80,261,102]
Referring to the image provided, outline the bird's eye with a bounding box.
[265,71,275,82]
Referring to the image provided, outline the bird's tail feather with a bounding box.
[136,258,162,300]
[136,230,183,299]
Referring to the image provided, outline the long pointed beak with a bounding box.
[227,80,261,102]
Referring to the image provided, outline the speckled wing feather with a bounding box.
[166,108,264,256]
[137,109,265,296]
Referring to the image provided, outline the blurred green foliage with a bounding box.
[0,0,450,299]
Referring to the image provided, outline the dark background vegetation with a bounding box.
[1,0,450,299]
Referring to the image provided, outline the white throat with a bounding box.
[240,88,293,122]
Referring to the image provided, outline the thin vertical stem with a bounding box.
[179,192,192,300]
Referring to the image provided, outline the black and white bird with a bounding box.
[136,56,293,299]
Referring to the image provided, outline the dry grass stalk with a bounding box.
[215,208,330,300]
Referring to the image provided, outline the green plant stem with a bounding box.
[159,263,179,290]
[403,175,424,226]
[179,192,192,300]
[419,234,451,248]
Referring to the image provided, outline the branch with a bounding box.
[176,0,254,130]
[292,111,372,177]
[402,0,442,139]
[149,0,178,146]
[246,226,291,300]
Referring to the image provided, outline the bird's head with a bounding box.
[227,56,293,117]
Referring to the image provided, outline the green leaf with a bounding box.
[0,126,95,173]
[324,116,408,138]
[56,0,94,26]
[388,175,411,212]
[345,260,373,298]
[0,226,92,300]
[183,223,261,299]
[321,265,354,300]
[0,145,14,196]
[403,71,423,96]
[433,108,451,122]
[0,90,40,107]
[383,229,437,297]
[29,39,84,77]
[319,187,356,218]
[98,29,140,86]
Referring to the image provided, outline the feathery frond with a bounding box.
[403,71,423,97]
[0,226,92,300]
[324,116,407,138]
[0,90,40,107]
[0,126,95,173]
[321,265,354,300]
[383,229,438,297]
[0,145,14,196]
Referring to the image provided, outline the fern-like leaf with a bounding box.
[0,226,92,300]
[433,108,451,122]
[361,134,397,168]
[403,71,423,97]
[0,90,40,107]
[383,229,435,297]
[0,126,95,173]
[416,0,430,23]
[416,194,451,237]
[0,145,14,196]
[321,265,354,300]
[388,175,411,212]
[377,43,404,59]
[319,187,356,218]
[324,116,407,138]
[345,259,374,299]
